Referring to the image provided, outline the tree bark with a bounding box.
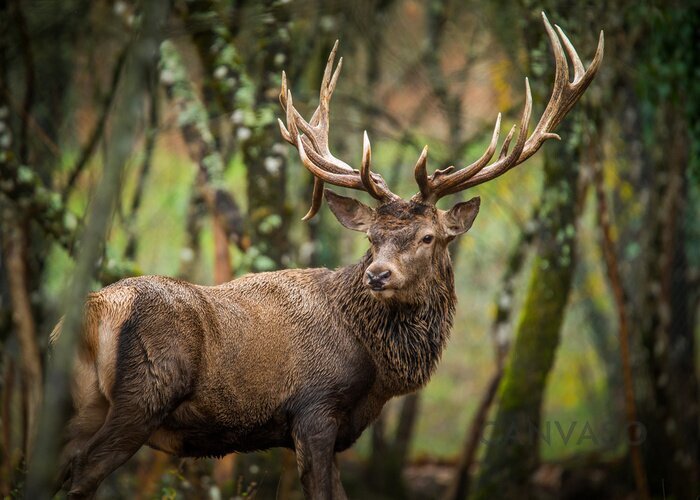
[593,153,649,500]
[1,219,42,459]
[243,0,292,271]
[471,138,579,499]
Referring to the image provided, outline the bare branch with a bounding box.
[594,157,650,500]
[63,42,130,200]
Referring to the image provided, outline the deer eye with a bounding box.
[422,234,434,244]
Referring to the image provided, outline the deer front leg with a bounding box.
[292,414,338,500]
[332,456,348,500]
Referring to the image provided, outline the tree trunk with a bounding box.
[593,149,649,499]
[243,0,292,271]
[471,138,579,499]
[637,108,699,498]
[1,219,42,459]
[26,1,169,493]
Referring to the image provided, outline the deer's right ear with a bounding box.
[325,189,374,232]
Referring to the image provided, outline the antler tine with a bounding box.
[279,70,288,110]
[360,131,385,200]
[460,113,502,177]
[412,12,603,203]
[543,12,568,112]
[498,124,517,160]
[286,90,299,139]
[278,118,293,145]
[311,40,343,128]
[279,72,317,149]
[279,42,399,219]
[413,145,430,200]
[301,178,324,221]
[278,73,295,145]
[555,25,585,81]
[505,79,533,165]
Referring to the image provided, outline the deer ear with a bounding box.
[443,197,480,239]
[325,189,374,232]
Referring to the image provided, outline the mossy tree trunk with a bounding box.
[470,135,580,498]
[467,2,606,496]
[243,0,292,272]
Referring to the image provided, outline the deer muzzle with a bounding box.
[366,269,391,291]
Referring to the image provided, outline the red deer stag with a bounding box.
[54,13,602,499]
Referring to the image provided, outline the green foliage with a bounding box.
[633,4,700,177]
[631,4,700,277]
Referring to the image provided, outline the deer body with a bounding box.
[100,257,450,458]
[60,213,456,498]
[57,14,602,499]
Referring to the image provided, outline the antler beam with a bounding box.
[279,41,399,220]
[413,12,604,204]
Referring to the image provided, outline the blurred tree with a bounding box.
[0,0,91,487]
[470,6,599,498]
[617,4,700,496]
[242,0,292,271]
[177,0,250,162]
[471,122,581,500]
[27,1,170,495]
[159,39,246,283]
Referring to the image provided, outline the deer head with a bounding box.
[278,12,603,301]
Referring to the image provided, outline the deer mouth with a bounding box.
[366,280,394,292]
[366,281,398,298]
[370,288,396,299]
[365,272,404,295]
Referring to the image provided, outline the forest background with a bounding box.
[0,0,698,498]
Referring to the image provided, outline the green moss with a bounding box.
[471,132,579,498]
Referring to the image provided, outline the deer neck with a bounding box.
[331,251,456,394]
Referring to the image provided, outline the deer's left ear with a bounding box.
[442,197,480,239]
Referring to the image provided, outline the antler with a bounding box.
[279,41,399,220]
[413,12,604,204]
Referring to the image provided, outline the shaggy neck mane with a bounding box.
[330,250,456,393]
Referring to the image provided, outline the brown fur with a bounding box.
[54,196,479,499]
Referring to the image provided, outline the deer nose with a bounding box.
[366,269,392,289]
